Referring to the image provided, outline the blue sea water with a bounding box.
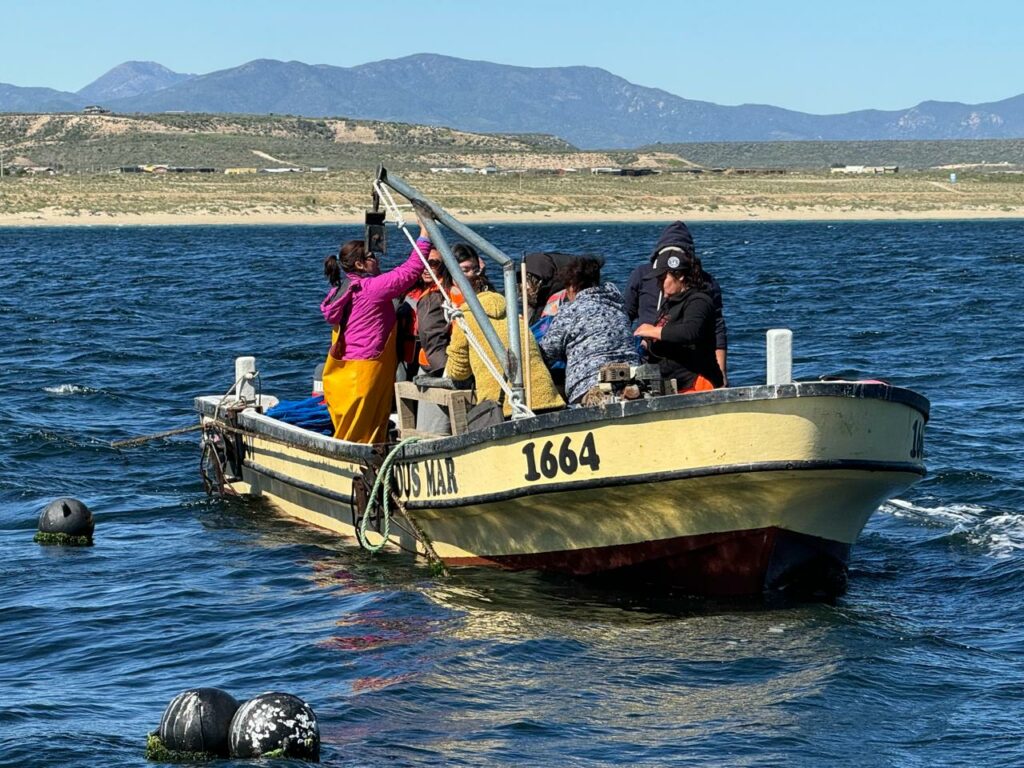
[1,219,1023,766]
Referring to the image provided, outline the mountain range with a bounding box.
[3,55,1023,149]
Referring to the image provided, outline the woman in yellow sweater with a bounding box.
[444,283,564,417]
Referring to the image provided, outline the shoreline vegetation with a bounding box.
[1,170,1023,227]
[2,112,1023,227]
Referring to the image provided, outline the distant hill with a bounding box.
[4,112,1024,174]
[0,112,597,172]
[77,61,194,103]
[0,84,84,112]
[2,54,1023,148]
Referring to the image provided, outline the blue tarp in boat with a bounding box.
[265,395,334,436]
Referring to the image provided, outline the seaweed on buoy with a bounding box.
[34,498,94,546]
[144,732,214,763]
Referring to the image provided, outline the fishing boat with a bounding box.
[195,168,929,598]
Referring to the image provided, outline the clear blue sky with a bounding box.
[3,0,1021,114]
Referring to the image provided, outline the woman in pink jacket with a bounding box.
[320,238,425,443]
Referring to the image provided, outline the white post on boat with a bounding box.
[766,329,793,385]
[235,356,257,403]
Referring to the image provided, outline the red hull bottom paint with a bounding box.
[445,527,852,598]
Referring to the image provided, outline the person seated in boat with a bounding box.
[454,242,492,292]
[443,275,565,417]
[319,238,426,443]
[394,296,418,383]
[396,225,477,382]
[414,248,465,435]
[538,257,637,406]
[522,251,579,335]
[633,249,724,394]
[412,240,481,378]
[467,244,489,288]
[523,251,600,392]
[625,221,728,385]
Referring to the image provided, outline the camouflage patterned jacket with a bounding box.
[539,283,638,404]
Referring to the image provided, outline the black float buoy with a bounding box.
[229,692,320,761]
[147,687,240,760]
[34,497,94,546]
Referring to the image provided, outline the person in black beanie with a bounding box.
[624,221,728,384]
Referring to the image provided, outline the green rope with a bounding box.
[357,437,421,553]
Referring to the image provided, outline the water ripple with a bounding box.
[2,221,1024,766]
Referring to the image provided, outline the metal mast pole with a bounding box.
[380,168,528,417]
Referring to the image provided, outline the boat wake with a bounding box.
[884,499,1024,558]
[884,498,986,526]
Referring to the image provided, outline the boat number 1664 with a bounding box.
[522,433,601,481]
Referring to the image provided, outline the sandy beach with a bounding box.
[1,171,1022,227]
[2,206,1023,228]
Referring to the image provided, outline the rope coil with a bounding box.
[356,436,420,553]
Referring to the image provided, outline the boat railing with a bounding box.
[374,166,530,419]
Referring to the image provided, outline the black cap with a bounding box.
[651,246,692,277]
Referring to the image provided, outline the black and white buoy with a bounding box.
[34,497,94,546]
[147,688,240,760]
[229,692,320,761]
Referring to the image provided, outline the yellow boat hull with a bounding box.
[197,382,928,597]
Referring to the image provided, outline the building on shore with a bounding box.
[830,165,899,174]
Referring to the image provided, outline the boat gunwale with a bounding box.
[194,395,377,462]
[196,381,929,462]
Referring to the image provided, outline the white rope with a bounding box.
[444,303,532,418]
[373,180,409,228]
[373,181,534,418]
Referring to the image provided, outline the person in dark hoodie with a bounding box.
[539,257,637,405]
[624,221,728,384]
[523,251,581,328]
[634,249,723,393]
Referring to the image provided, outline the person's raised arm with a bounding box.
[370,219,434,300]
[371,246,426,301]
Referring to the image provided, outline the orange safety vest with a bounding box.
[415,285,465,369]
